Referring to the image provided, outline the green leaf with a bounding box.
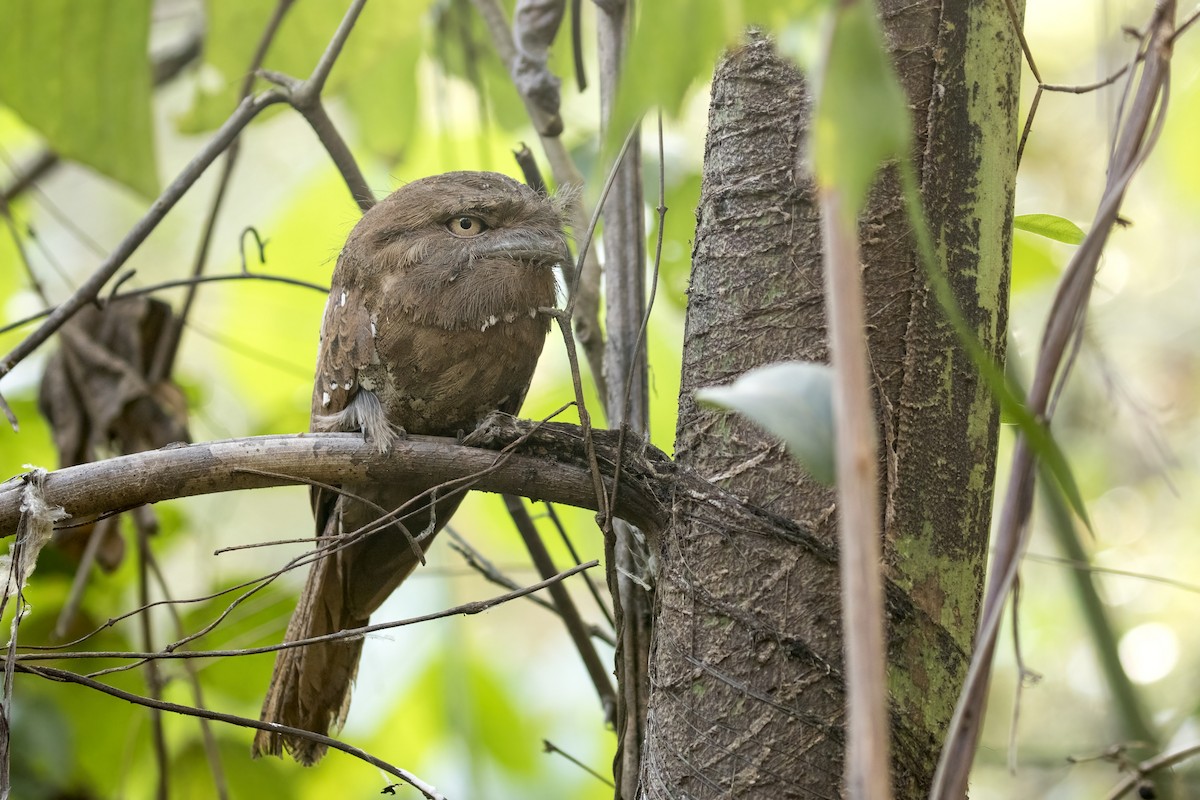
[178,0,433,134]
[1013,213,1085,245]
[812,2,911,220]
[697,361,836,485]
[0,0,159,198]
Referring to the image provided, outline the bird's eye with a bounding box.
[447,216,488,237]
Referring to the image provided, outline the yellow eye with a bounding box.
[447,216,488,237]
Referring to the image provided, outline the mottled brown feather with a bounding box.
[254,172,567,764]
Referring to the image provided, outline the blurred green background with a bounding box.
[0,0,1198,797]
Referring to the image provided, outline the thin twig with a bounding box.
[606,112,667,528]
[141,526,230,800]
[14,663,446,800]
[135,520,170,800]
[544,739,614,788]
[16,561,599,665]
[260,68,375,212]
[156,0,298,384]
[542,503,614,628]
[1002,0,1042,83]
[503,496,616,718]
[1104,743,1200,800]
[0,194,49,304]
[0,271,328,337]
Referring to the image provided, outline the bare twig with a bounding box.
[0,195,49,304]
[542,503,614,628]
[503,496,616,718]
[1103,743,1200,800]
[16,561,598,665]
[135,521,170,800]
[259,68,374,211]
[13,663,447,800]
[155,0,298,384]
[0,271,328,337]
[543,739,614,788]
[605,113,666,530]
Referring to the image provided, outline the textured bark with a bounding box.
[639,0,1019,796]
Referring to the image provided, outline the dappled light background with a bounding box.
[0,0,1197,797]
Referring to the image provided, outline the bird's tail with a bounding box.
[254,481,458,764]
[252,546,368,766]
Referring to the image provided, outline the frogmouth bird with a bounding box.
[254,171,569,764]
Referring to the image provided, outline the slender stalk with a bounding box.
[819,187,892,800]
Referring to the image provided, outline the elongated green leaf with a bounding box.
[697,361,836,485]
[812,1,911,220]
[0,0,159,197]
[1014,213,1086,245]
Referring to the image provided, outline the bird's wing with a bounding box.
[309,275,378,534]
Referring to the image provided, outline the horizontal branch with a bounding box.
[0,419,669,539]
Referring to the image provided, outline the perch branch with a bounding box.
[0,426,669,539]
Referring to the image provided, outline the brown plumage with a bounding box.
[253,171,568,764]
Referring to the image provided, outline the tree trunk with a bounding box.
[639,1,1020,796]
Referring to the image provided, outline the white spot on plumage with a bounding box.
[322,391,331,407]
[340,290,347,307]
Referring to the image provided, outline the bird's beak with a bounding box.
[476,228,570,268]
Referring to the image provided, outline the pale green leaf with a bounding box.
[697,361,836,485]
[1013,213,1086,245]
[0,0,159,198]
[812,2,911,220]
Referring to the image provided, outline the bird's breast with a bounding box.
[371,312,549,435]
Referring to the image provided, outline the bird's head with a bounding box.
[347,171,572,331]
